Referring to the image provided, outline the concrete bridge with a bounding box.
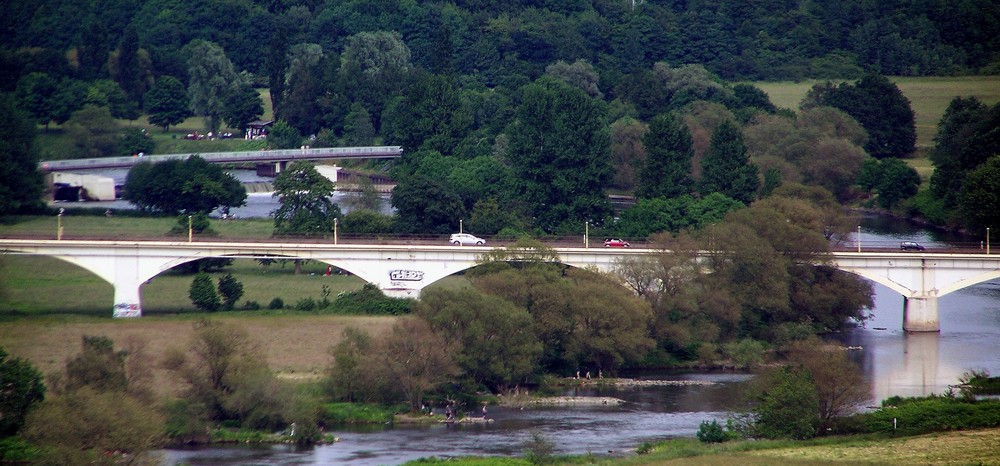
[38,146,403,172]
[2,239,998,332]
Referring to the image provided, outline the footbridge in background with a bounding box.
[2,239,999,332]
[38,146,403,172]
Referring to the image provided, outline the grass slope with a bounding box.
[0,313,400,397]
[752,76,1000,149]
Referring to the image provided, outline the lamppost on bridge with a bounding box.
[188,215,193,242]
[988,227,991,255]
[57,208,65,240]
[857,225,861,253]
[334,217,339,245]
[585,220,590,249]
[459,219,463,234]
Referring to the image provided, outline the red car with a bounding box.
[604,238,630,248]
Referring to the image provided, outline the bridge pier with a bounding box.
[903,296,939,332]
[112,280,143,318]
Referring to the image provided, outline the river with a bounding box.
[65,174,998,464]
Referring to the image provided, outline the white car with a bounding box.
[450,233,486,246]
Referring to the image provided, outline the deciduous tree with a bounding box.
[391,174,465,234]
[340,31,412,125]
[185,39,244,134]
[14,72,58,128]
[164,320,289,428]
[958,156,1000,233]
[22,387,164,465]
[123,156,247,215]
[267,119,302,149]
[784,338,869,434]
[63,105,120,159]
[417,288,541,390]
[272,162,341,236]
[222,84,264,134]
[507,77,612,232]
[145,76,191,131]
[375,318,457,412]
[803,74,915,158]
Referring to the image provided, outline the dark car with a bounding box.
[900,241,925,251]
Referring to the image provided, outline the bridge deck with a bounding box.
[39,146,403,171]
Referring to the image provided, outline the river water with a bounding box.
[64,173,997,464]
[159,212,1000,465]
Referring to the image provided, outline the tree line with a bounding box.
[5,0,998,92]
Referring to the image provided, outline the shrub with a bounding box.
[189,273,221,312]
[295,298,317,311]
[217,273,244,311]
[320,402,396,424]
[696,419,730,443]
[268,297,285,310]
[862,396,1000,436]
[722,339,766,369]
[333,284,412,315]
[163,399,210,444]
[522,431,555,465]
[242,300,261,310]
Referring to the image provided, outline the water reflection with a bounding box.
[840,280,1000,402]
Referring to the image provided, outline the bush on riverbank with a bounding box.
[859,395,1000,436]
[332,284,412,315]
[961,370,1000,395]
[321,402,399,424]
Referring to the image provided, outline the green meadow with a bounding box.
[752,75,1000,150]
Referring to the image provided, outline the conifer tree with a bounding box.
[638,113,694,199]
[189,272,221,312]
[699,121,759,205]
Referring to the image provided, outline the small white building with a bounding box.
[314,165,342,184]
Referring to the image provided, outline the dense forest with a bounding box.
[3,0,998,233]
[5,0,999,86]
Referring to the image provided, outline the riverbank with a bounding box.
[402,428,1000,465]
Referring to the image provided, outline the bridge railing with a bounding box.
[0,216,994,253]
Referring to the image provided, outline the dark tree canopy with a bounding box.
[222,84,264,133]
[123,156,247,215]
[507,78,612,232]
[959,156,1000,234]
[391,174,465,235]
[272,162,341,236]
[144,76,191,131]
[0,94,45,215]
[699,120,760,204]
[638,113,695,199]
[0,347,46,437]
[804,74,916,158]
[929,99,1000,211]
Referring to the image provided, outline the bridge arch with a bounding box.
[4,240,999,329]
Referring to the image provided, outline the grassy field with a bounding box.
[596,429,1000,465]
[753,75,1000,150]
[35,88,274,160]
[0,215,277,240]
[0,254,367,315]
[0,311,400,396]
